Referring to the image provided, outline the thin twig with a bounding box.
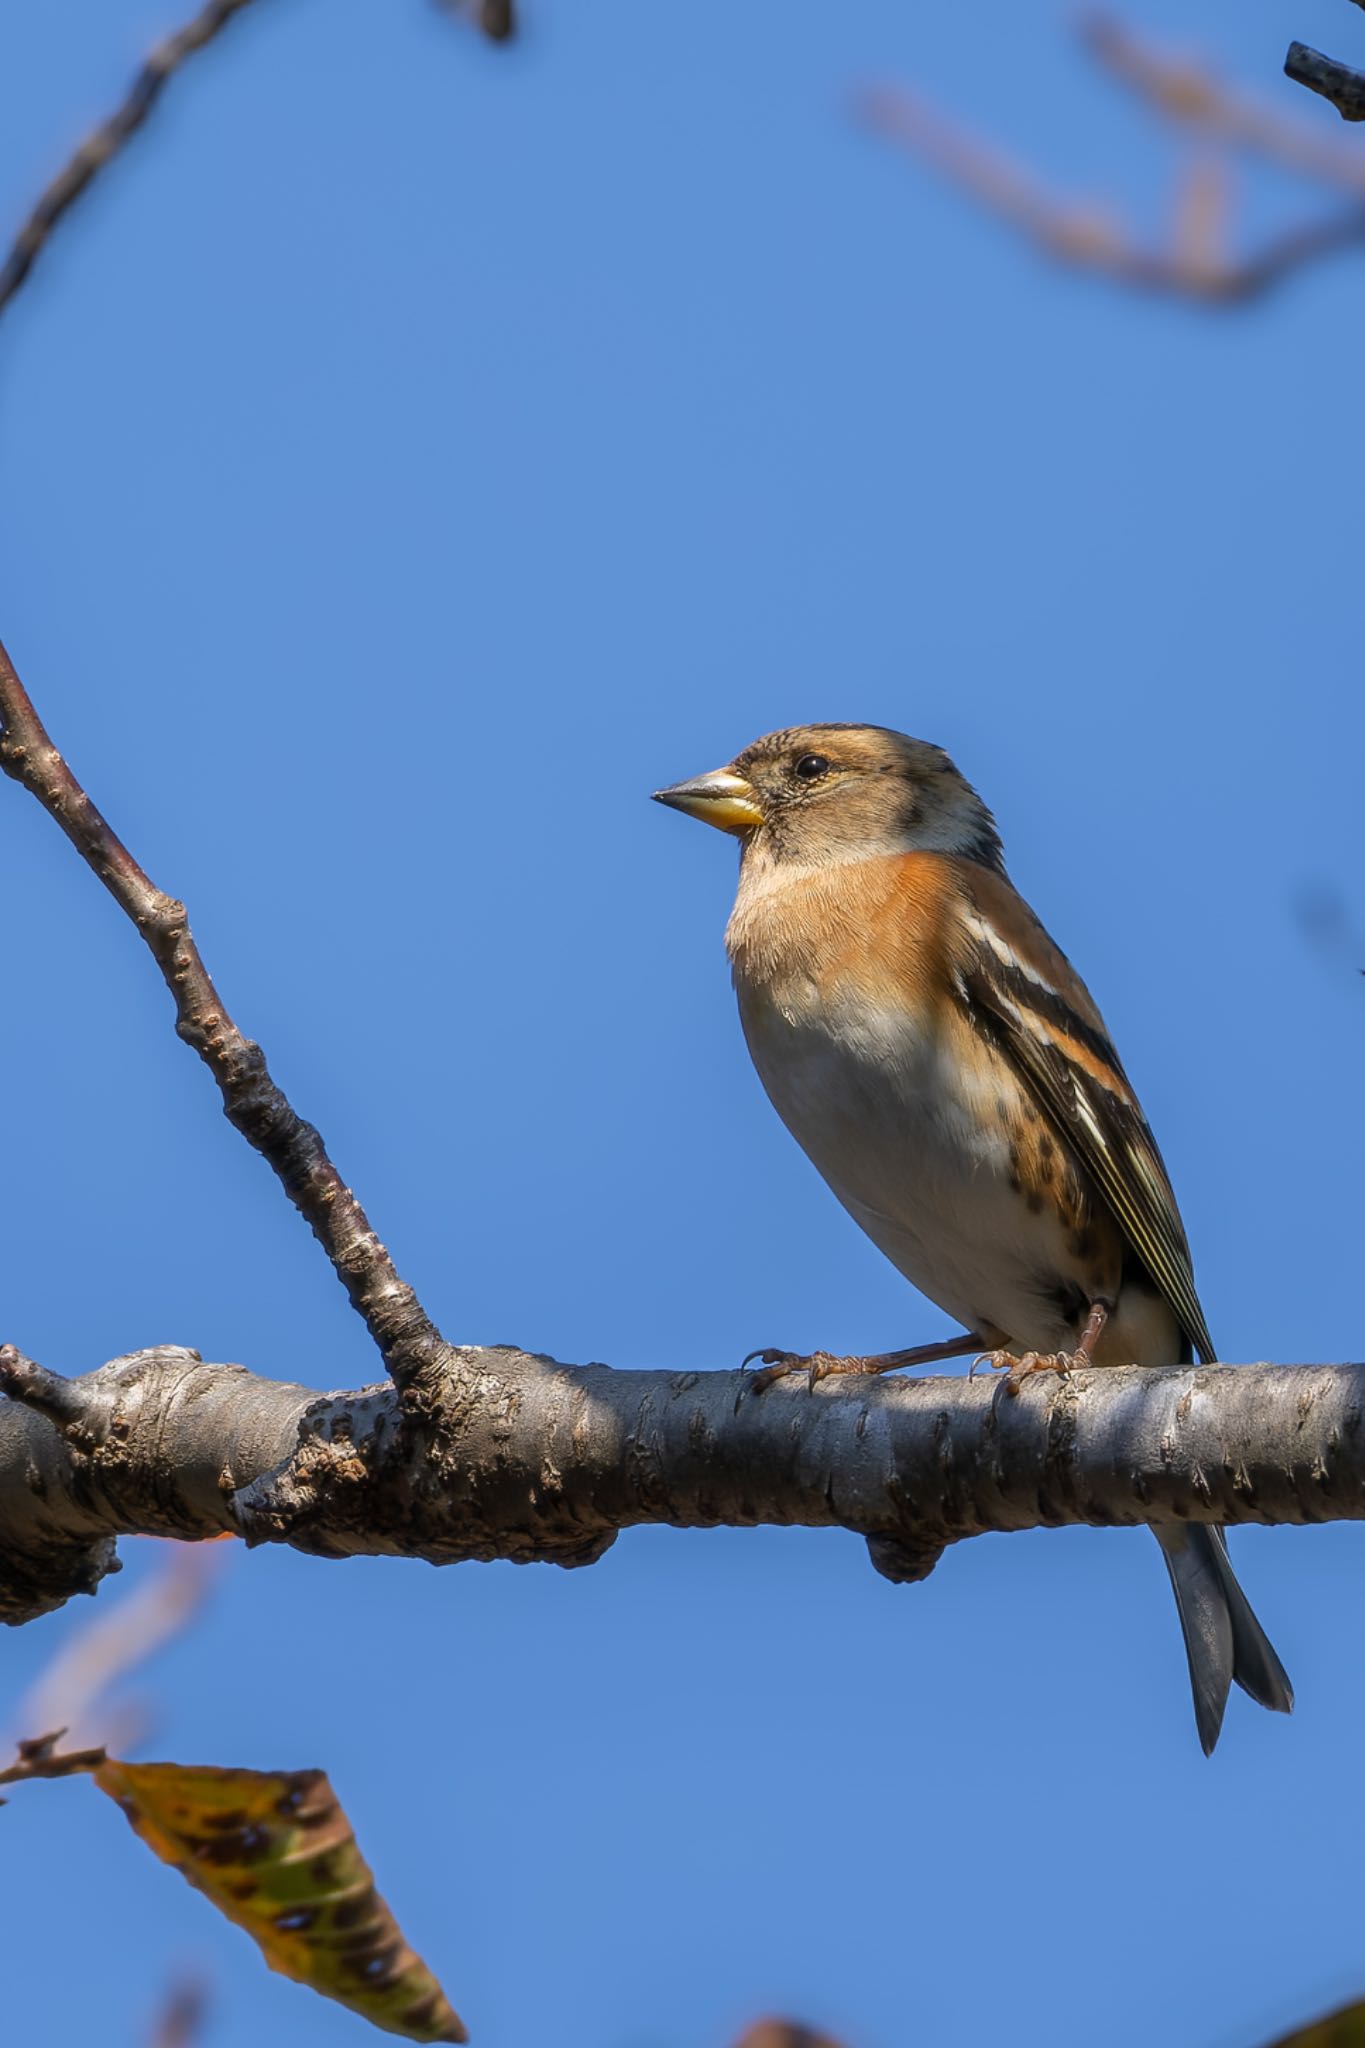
[1081,13,1365,190]
[0,0,517,325]
[0,643,447,1394]
[0,1729,106,1795]
[1285,41,1365,123]
[0,0,264,320]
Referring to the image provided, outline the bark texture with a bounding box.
[2,1345,1359,1625]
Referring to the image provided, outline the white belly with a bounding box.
[737,982,1092,1352]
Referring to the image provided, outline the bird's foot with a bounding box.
[976,1303,1111,1395]
[738,1348,870,1400]
[737,1332,981,1406]
[975,1348,1079,1398]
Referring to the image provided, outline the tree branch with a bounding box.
[2,1344,1358,1626]
[0,644,450,1395]
[0,0,515,325]
[0,0,263,320]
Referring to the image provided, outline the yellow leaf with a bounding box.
[94,1760,466,2043]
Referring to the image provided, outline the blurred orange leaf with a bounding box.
[732,2023,850,2048]
[94,1760,466,2044]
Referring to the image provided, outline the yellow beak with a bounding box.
[651,767,763,836]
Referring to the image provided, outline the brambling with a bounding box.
[654,722,1292,1754]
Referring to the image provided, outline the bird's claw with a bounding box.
[734,1348,777,1411]
[737,1348,835,1400]
[977,1348,1078,1398]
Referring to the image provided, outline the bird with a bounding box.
[653,721,1292,1754]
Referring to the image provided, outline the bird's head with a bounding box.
[653,723,1003,872]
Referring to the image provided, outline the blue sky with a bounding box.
[1,2,1362,2044]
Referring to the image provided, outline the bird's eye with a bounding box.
[793,753,830,782]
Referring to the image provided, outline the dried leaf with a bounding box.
[94,1760,466,2043]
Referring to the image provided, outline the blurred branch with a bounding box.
[0,646,451,1397]
[1,1335,1359,1626]
[17,1539,227,1753]
[433,0,517,42]
[0,0,516,325]
[1083,14,1365,186]
[863,13,1365,302]
[148,1978,211,2048]
[1286,42,1365,123]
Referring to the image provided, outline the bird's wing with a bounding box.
[950,862,1216,1363]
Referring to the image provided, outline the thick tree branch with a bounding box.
[2,1345,1358,1626]
[0,644,449,1395]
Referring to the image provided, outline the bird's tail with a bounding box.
[1153,1523,1294,1755]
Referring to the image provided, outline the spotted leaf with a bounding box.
[94,1760,466,2043]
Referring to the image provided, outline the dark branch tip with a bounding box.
[1285,40,1365,121]
[16,1728,68,1761]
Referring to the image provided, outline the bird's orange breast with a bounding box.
[724,846,1129,1350]
[725,849,961,1020]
